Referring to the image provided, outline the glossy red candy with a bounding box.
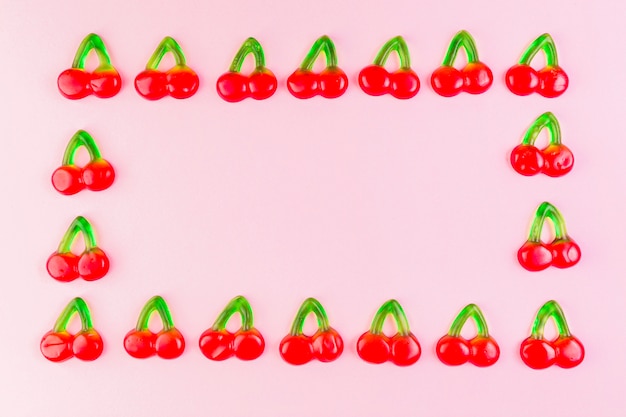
[356,332,390,364]
[357,299,420,366]
[518,202,580,271]
[46,216,110,282]
[52,130,115,195]
[46,252,80,282]
[312,328,344,362]
[155,328,186,359]
[359,36,420,99]
[124,296,185,359]
[199,296,265,361]
[217,38,277,102]
[506,64,539,96]
[431,30,492,96]
[436,304,499,367]
[510,112,573,177]
[77,247,110,281]
[233,328,265,360]
[41,298,104,362]
[280,298,343,365]
[506,34,568,97]
[58,34,121,99]
[436,335,470,365]
[521,301,584,369]
[287,36,348,99]
[123,329,156,359]
[520,337,555,369]
[280,334,314,365]
[135,37,199,100]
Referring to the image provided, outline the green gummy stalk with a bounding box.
[448,304,489,338]
[135,296,175,331]
[441,30,479,66]
[300,35,338,70]
[52,297,94,332]
[212,296,254,331]
[519,33,558,67]
[72,33,112,69]
[528,202,568,242]
[521,112,562,146]
[372,36,411,69]
[530,300,571,339]
[146,37,187,70]
[369,299,411,336]
[229,38,266,72]
[62,130,102,165]
[289,298,330,335]
[57,216,98,253]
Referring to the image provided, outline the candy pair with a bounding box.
[518,202,581,271]
[46,216,109,282]
[511,112,574,177]
[51,130,115,195]
[58,34,199,100]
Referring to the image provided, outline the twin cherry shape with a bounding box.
[511,112,574,178]
[58,33,568,101]
[42,297,583,370]
[46,216,109,282]
[518,202,581,272]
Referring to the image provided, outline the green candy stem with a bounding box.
[299,35,338,70]
[62,130,102,166]
[57,216,98,253]
[145,37,187,70]
[289,298,330,336]
[441,30,480,66]
[71,33,113,69]
[530,300,571,339]
[521,112,562,146]
[528,202,568,243]
[447,304,489,338]
[369,299,411,337]
[52,297,94,333]
[211,296,255,331]
[229,38,266,72]
[519,33,559,67]
[135,296,175,332]
[372,36,411,69]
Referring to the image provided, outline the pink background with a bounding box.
[0,0,624,415]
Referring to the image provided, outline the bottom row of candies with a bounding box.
[41,296,584,370]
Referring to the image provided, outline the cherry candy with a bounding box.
[510,112,574,177]
[287,36,348,99]
[52,130,115,195]
[279,298,343,365]
[518,202,580,271]
[57,33,121,99]
[358,36,420,99]
[431,30,492,97]
[135,37,199,100]
[357,299,420,366]
[521,301,584,369]
[506,34,568,97]
[46,216,110,282]
[198,296,265,361]
[217,38,277,102]
[124,296,185,359]
[436,304,499,367]
[40,298,104,362]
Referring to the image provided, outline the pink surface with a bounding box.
[0,0,624,415]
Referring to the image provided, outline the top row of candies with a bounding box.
[58,31,568,101]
